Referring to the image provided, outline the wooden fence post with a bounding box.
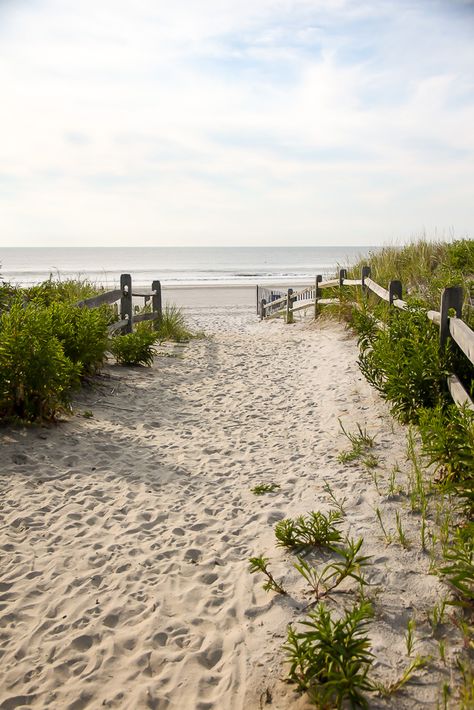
[260,298,266,321]
[314,274,322,319]
[120,273,133,334]
[440,286,463,350]
[286,288,293,324]
[152,280,162,329]
[339,268,347,307]
[389,280,402,305]
[361,265,371,293]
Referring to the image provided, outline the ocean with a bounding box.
[0,246,376,288]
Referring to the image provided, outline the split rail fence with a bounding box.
[257,266,474,413]
[76,273,162,336]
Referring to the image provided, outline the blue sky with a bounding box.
[0,0,473,246]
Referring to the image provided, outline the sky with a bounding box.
[0,0,473,247]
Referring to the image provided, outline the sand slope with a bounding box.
[0,307,459,709]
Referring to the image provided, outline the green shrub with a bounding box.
[0,301,80,421]
[0,282,21,312]
[50,302,109,374]
[419,405,474,483]
[357,307,447,423]
[419,405,474,514]
[24,276,102,306]
[110,329,158,366]
[284,599,374,708]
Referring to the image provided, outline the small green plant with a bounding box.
[438,507,454,556]
[322,480,347,515]
[405,618,416,656]
[284,599,374,709]
[427,597,448,634]
[375,656,427,697]
[457,658,474,710]
[83,410,93,418]
[155,304,194,342]
[406,428,428,513]
[110,329,158,366]
[387,464,403,497]
[375,508,392,544]
[248,555,287,595]
[251,483,280,495]
[275,511,343,551]
[338,420,375,464]
[438,640,446,665]
[395,511,410,549]
[368,466,383,495]
[420,499,429,552]
[295,537,371,603]
[429,531,440,574]
[363,454,379,470]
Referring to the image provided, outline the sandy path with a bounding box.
[0,308,456,709]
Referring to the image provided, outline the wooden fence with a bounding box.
[77,274,162,336]
[258,266,474,413]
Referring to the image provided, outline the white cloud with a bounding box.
[0,0,473,245]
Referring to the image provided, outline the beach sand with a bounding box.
[0,297,460,709]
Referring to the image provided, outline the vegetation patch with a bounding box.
[0,300,81,421]
[275,511,343,551]
[250,483,281,495]
[109,328,158,367]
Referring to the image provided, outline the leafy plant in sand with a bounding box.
[109,328,158,366]
[249,555,287,595]
[357,306,447,424]
[294,537,371,603]
[338,420,375,464]
[251,483,281,495]
[275,511,343,551]
[284,599,375,709]
[418,404,474,514]
[440,523,474,604]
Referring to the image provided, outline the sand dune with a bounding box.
[0,306,458,709]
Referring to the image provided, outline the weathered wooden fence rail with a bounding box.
[258,266,474,413]
[77,273,162,336]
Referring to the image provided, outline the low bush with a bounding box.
[50,302,109,374]
[418,405,474,484]
[357,306,448,423]
[284,599,374,709]
[0,300,80,421]
[110,329,158,366]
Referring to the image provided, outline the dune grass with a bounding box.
[347,237,474,314]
